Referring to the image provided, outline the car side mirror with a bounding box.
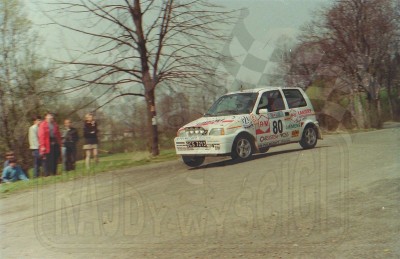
[259,108,269,114]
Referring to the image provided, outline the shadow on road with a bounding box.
[189,145,330,170]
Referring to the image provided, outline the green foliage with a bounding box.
[378,89,392,122]
[0,149,178,196]
[305,84,325,111]
[98,134,176,155]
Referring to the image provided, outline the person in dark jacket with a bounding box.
[83,113,99,169]
[62,119,79,171]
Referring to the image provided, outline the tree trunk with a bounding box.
[387,88,400,121]
[369,98,382,129]
[363,92,373,128]
[348,91,359,129]
[387,89,394,121]
[392,96,400,121]
[145,88,159,156]
[355,92,366,129]
[377,97,382,125]
[132,0,160,156]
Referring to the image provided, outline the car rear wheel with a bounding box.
[300,125,317,149]
[231,135,253,160]
[182,156,205,167]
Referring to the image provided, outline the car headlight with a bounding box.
[177,129,186,137]
[209,128,225,136]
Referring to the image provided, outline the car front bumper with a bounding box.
[174,135,236,156]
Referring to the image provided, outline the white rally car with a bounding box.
[174,87,322,167]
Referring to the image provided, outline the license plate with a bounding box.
[186,141,207,148]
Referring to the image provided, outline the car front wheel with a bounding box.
[300,125,317,149]
[231,135,253,160]
[182,156,205,167]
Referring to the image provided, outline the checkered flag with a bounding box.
[219,8,308,90]
[220,8,272,89]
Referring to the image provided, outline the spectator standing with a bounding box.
[2,159,29,183]
[38,112,62,176]
[62,119,79,171]
[28,115,42,177]
[83,113,99,169]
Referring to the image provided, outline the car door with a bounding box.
[254,90,290,147]
[282,88,309,141]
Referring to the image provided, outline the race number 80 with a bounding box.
[272,120,283,134]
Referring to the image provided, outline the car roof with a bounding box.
[227,86,302,95]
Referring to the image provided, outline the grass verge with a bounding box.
[0,149,178,197]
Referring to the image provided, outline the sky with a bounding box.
[215,0,331,87]
[25,0,331,97]
[219,0,330,40]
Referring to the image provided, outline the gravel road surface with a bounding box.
[1,125,399,258]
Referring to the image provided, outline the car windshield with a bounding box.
[204,93,258,117]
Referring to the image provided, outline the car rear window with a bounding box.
[282,89,307,108]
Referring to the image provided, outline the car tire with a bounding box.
[231,135,253,160]
[182,156,205,167]
[300,125,318,149]
[258,147,270,153]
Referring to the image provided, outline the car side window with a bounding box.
[282,89,307,108]
[257,90,286,112]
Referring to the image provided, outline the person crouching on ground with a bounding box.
[83,113,99,169]
[2,159,29,183]
[38,112,62,176]
[3,151,15,168]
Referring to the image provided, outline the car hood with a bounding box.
[179,115,254,131]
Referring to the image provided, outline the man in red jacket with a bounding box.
[38,112,62,176]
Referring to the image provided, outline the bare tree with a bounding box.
[297,0,398,128]
[275,41,325,90]
[47,0,234,155]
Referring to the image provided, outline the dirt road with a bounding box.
[1,126,399,258]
